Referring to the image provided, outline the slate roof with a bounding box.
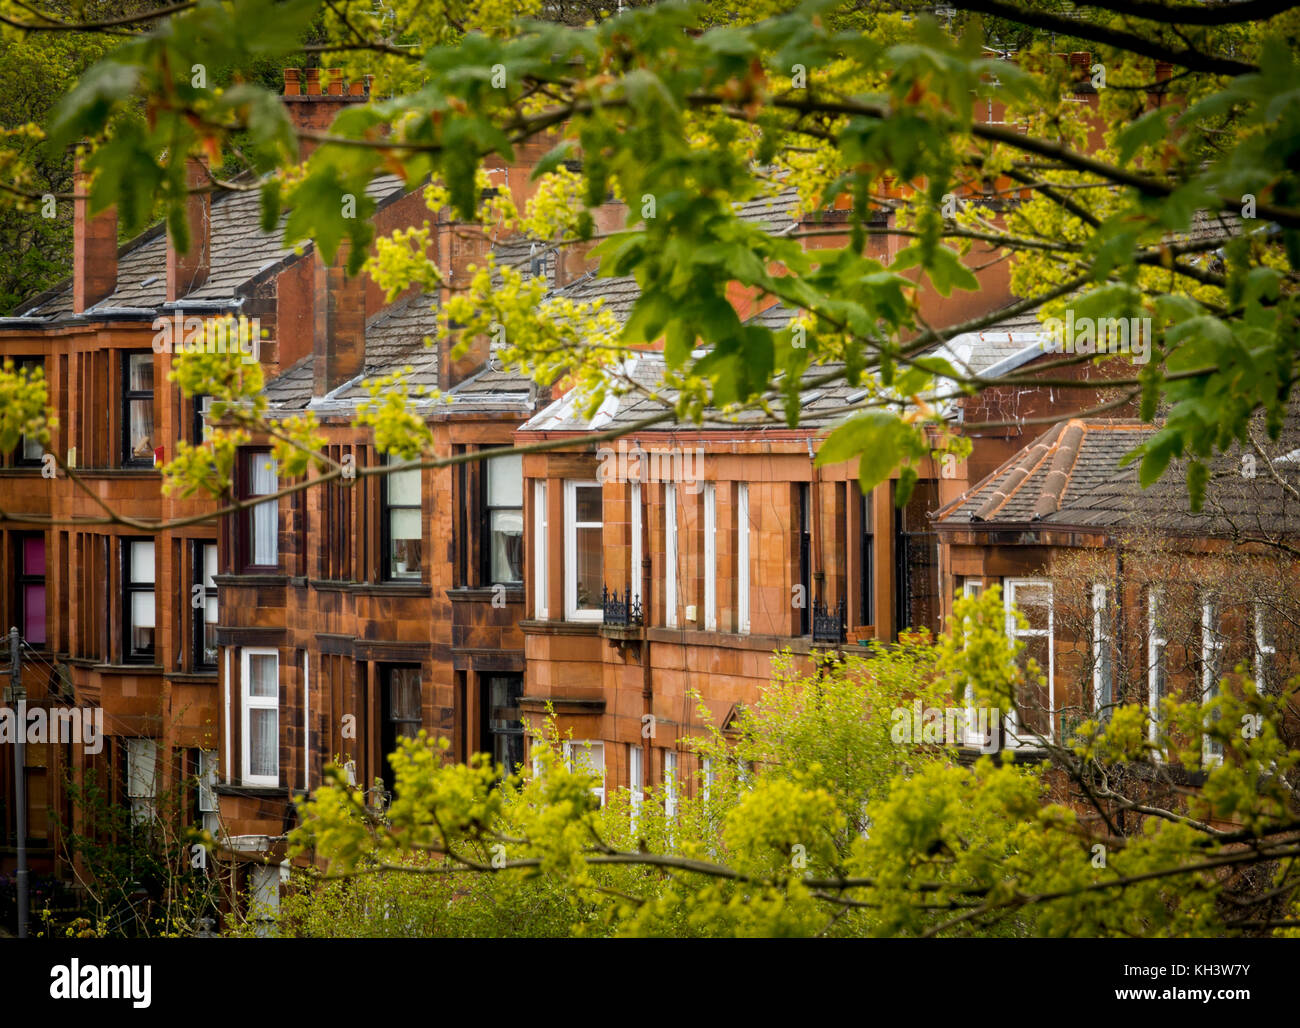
[929,303,1052,381]
[520,351,868,435]
[264,285,538,418]
[937,406,1300,541]
[12,176,411,320]
[937,419,1155,526]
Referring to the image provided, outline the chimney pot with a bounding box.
[283,68,301,95]
[328,68,345,96]
[305,68,321,95]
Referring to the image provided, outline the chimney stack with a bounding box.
[313,239,366,397]
[166,157,211,301]
[73,158,117,313]
[281,67,372,162]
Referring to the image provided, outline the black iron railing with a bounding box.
[602,585,643,626]
[812,597,846,645]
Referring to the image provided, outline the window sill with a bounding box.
[518,619,601,636]
[91,662,164,673]
[215,572,288,587]
[170,670,219,683]
[215,784,290,798]
[449,586,524,602]
[354,581,434,597]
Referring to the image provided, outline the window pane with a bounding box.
[131,590,156,630]
[388,464,421,506]
[389,669,421,726]
[487,453,523,507]
[23,584,45,645]
[389,508,422,578]
[1017,634,1052,737]
[248,654,277,698]
[203,543,218,589]
[490,509,523,583]
[575,523,602,609]
[569,741,603,775]
[130,540,155,583]
[249,709,278,778]
[575,484,602,523]
[22,433,43,461]
[22,536,44,577]
[128,353,154,392]
[250,456,278,566]
[488,676,522,734]
[128,400,155,459]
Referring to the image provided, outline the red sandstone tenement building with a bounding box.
[0,58,1172,926]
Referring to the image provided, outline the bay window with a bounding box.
[737,483,750,634]
[240,648,279,786]
[243,451,278,569]
[1147,587,1167,744]
[703,483,717,630]
[194,541,218,668]
[564,480,602,621]
[665,482,677,628]
[563,739,605,806]
[1092,583,1113,714]
[122,352,155,466]
[1004,578,1053,745]
[384,457,422,581]
[381,665,422,793]
[17,357,44,464]
[124,539,156,661]
[17,533,45,646]
[485,453,523,585]
[533,480,548,618]
[629,744,643,829]
[1202,597,1225,763]
[485,674,525,774]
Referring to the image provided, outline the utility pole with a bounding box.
[9,627,27,938]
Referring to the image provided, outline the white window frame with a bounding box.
[631,482,642,607]
[737,483,750,634]
[629,743,643,829]
[1092,583,1113,714]
[249,864,280,938]
[1147,587,1166,745]
[240,647,280,787]
[1254,601,1275,692]
[1201,597,1224,765]
[533,480,548,619]
[665,482,678,628]
[702,755,715,802]
[562,739,605,806]
[125,737,158,824]
[663,750,678,817]
[1004,578,1054,746]
[563,480,603,623]
[703,482,717,631]
[961,579,984,747]
[198,748,219,836]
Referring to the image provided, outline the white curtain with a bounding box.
[251,457,278,566]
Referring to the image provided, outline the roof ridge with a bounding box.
[1031,419,1086,519]
[972,421,1066,522]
